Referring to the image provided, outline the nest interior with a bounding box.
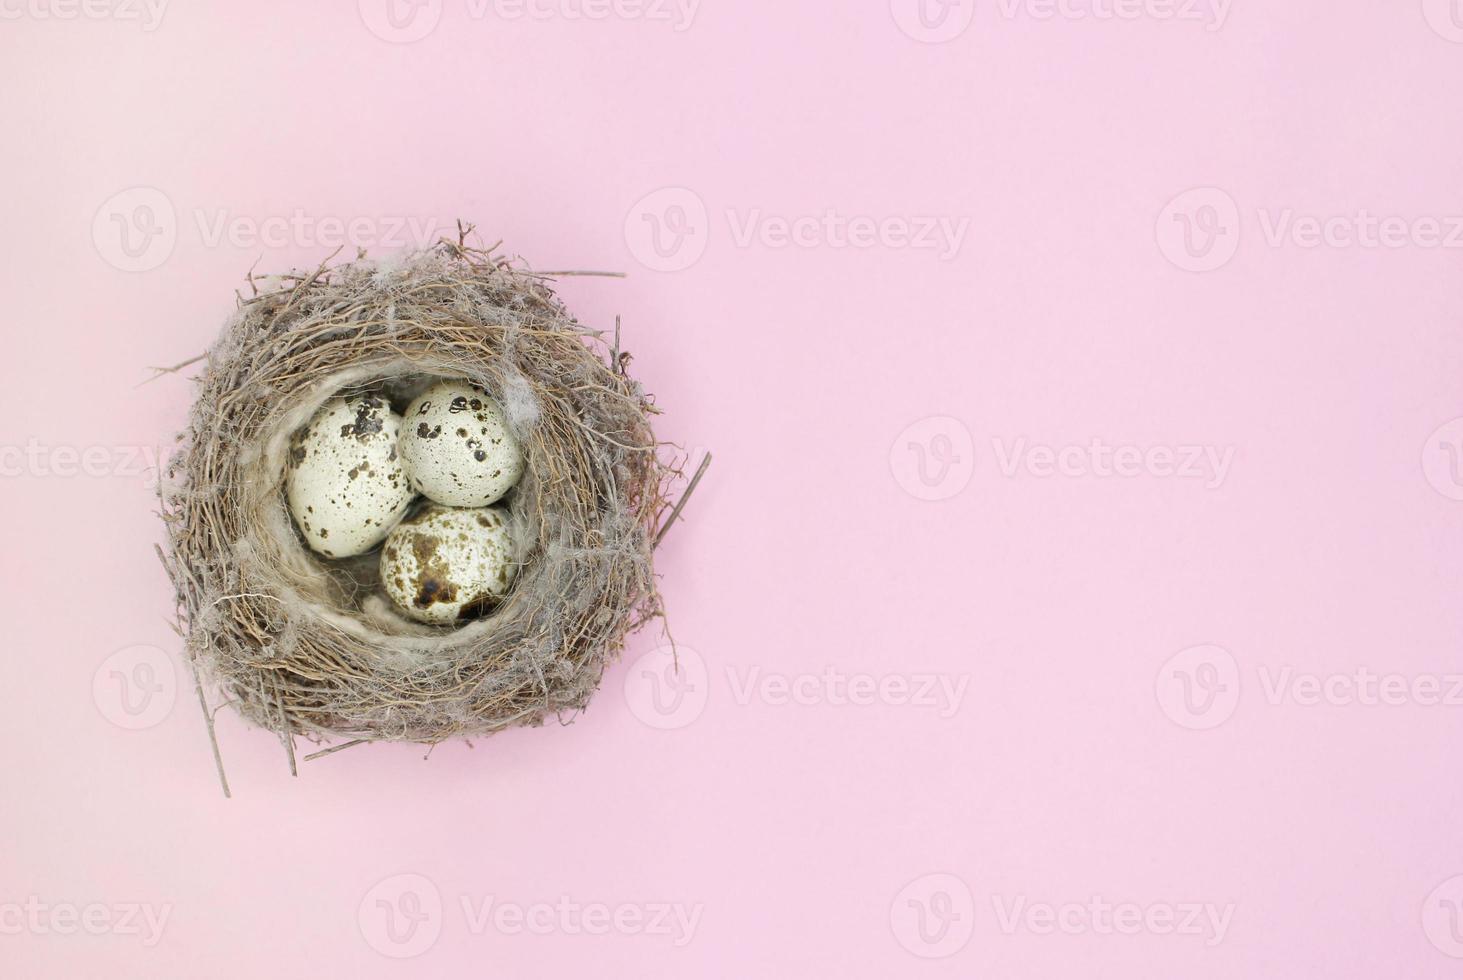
[159,241,671,748]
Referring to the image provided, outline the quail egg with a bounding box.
[380,504,518,624]
[398,380,525,507]
[285,393,414,558]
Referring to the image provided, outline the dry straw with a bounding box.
[156,232,705,793]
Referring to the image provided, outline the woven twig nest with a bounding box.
[158,239,675,765]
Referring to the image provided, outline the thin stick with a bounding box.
[304,739,368,762]
[274,681,297,778]
[156,544,231,798]
[246,254,262,295]
[193,665,232,798]
[654,452,712,549]
[137,353,206,387]
[611,315,621,374]
[529,270,627,278]
[280,245,344,316]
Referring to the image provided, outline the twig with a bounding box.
[193,664,232,798]
[654,452,712,549]
[137,353,206,388]
[274,681,297,778]
[304,739,368,762]
[528,270,627,278]
[156,544,231,798]
[246,254,263,296]
[280,245,344,316]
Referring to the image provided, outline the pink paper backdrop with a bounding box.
[5,1,1463,977]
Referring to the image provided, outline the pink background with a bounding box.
[6,1,1463,976]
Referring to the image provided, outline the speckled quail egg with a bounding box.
[285,393,414,559]
[380,504,518,624]
[398,380,525,507]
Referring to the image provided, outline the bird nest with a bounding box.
[157,238,696,787]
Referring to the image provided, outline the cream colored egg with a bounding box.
[285,393,414,558]
[380,505,518,624]
[399,380,524,507]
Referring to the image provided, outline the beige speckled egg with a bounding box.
[380,505,518,624]
[285,393,414,558]
[398,380,524,507]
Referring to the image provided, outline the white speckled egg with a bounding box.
[398,380,524,507]
[380,505,518,624]
[285,393,414,558]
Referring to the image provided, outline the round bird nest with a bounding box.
[158,238,677,767]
